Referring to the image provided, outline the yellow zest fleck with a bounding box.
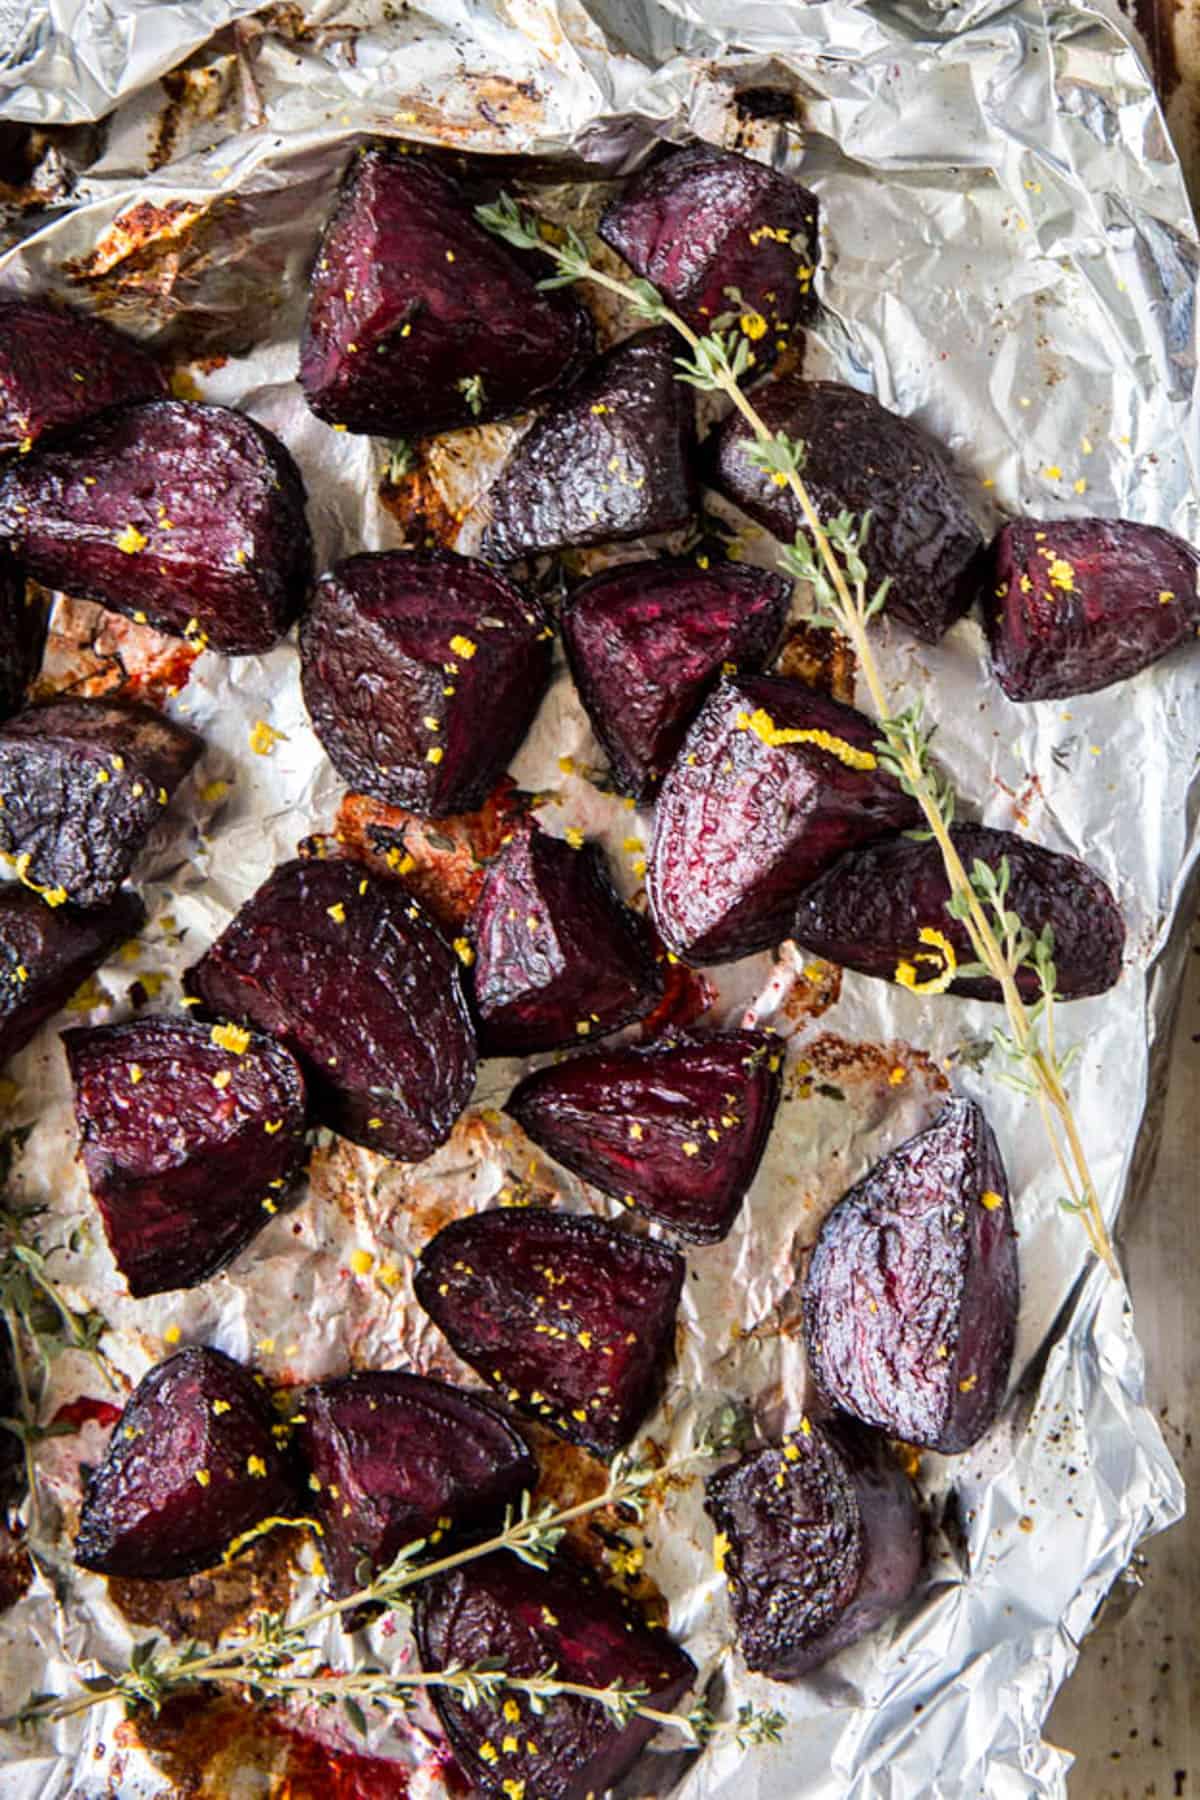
[115,524,148,554]
[257,1337,276,1354]
[888,1065,907,1086]
[980,1189,1004,1211]
[163,1324,182,1345]
[590,402,608,415]
[426,745,444,764]
[958,1374,978,1394]
[449,633,477,659]
[212,1399,231,1415]
[1047,558,1075,593]
[712,1530,730,1572]
[576,1020,591,1034]
[682,1140,699,1158]
[131,781,145,797]
[981,476,995,489]
[94,768,110,785]
[423,715,440,732]
[128,1061,143,1083]
[194,1469,211,1487]
[200,778,230,806]
[735,708,877,770]
[629,1121,644,1141]
[327,901,347,924]
[479,1743,499,1766]
[1159,590,1175,605]
[799,1415,812,1436]
[263,1119,283,1135]
[453,936,475,966]
[894,926,958,996]
[502,1734,519,1755]
[501,1781,525,1800]
[211,1022,251,1056]
[368,1116,383,1130]
[210,1068,233,1092]
[1019,573,1033,594]
[502,1699,521,1724]
[1042,465,1062,481]
[445,250,455,262]
[246,1455,267,1478]
[349,1248,374,1276]
[783,1440,800,1461]
[386,848,416,875]
[1074,478,1087,495]
[563,826,584,849]
[541,1607,558,1626]
[378,1262,401,1289]
[249,719,287,756]
[739,311,768,341]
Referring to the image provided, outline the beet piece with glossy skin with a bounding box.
[185,857,476,1162]
[648,673,919,964]
[0,399,313,655]
[295,1371,535,1600]
[713,377,983,642]
[562,558,792,799]
[299,149,593,438]
[418,1548,695,1800]
[983,515,1200,701]
[599,142,819,336]
[482,329,697,561]
[705,1421,922,1679]
[804,1098,1018,1452]
[300,549,553,816]
[0,697,202,909]
[414,1207,684,1455]
[791,822,1124,1002]
[468,824,664,1056]
[0,297,167,456]
[0,885,144,1068]
[0,551,47,722]
[74,1346,296,1579]
[507,1029,782,1243]
[64,1017,309,1298]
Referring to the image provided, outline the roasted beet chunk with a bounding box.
[599,143,819,337]
[417,1549,696,1800]
[414,1207,683,1454]
[705,1421,922,1679]
[713,378,982,642]
[299,149,592,438]
[982,515,1200,701]
[185,857,476,1162]
[507,1030,782,1243]
[791,822,1124,1002]
[0,552,47,722]
[295,1371,534,1600]
[0,297,167,455]
[648,674,918,964]
[300,549,552,815]
[74,1346,295,1579]
[0,697,202,908]
[0,885,143,1068]
[482,329,696,561]
[468,824,663,1056]
[804,1099,1018,1452]
[64,1017,309,1298]
[562,558,791,799]
[0,400,312,655]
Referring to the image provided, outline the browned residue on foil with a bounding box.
[335,779,529,931]
[149,63,233,173]
[34,595,197,705]
[638,953,718,1042]
[108,1526,306,1645]
[799,1031,950,1096]
[377,455,464,549]
[774,620,857,703]
[781,954,842,1021]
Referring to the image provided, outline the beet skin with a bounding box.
[0,885,144,1069]
[0,399,313,654]
[414,1206,684,1455]
[185,857,477,1163]
[0,297,166,456]
[0,551,47,723]
[562,557,792,799]
[300,549,552,815]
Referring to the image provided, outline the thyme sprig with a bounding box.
[476,193,1117,1276]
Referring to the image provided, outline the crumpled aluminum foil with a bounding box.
[0,2,1196,1797]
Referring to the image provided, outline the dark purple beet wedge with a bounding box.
[0,885,144,1069]
[562,558,792,799]
[0,551,47,722]
[982,515,1200,700]
[705,1421,922,1679]
[0,297,167,456]
[74,1346,296,1579]
[184,857,476,1162]
[416,1549,696,1800]
[0,697,202,909]
[648,673,918,964]
[300,549,552,816]
[482,329,697,562]
[599,142,819,337]
[294,1371,535,1601]
[712,377,983,642]
[0,399,313,655]
[507,1030,783,1243]
[804,1098,1018,1452]
[791,823,1124,1002]
[413,1207,684,1455]
[63,1017,309,1298]
[468,823,664,1056]
[299,149,592,438]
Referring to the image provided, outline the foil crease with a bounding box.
[0,2,1195,1796]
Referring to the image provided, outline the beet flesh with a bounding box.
[300,549,552,816]
[0,697,202,908]
[0,298,167,456]
[599,142,819,337]
[299,149,592,438]
[983,515,1200,701]
[648,673,919,964]
[482,329,697,561]
[74,1346,296,1579]
[705,1421,922,1679]
[64,1017,309,1299]
[185,857,477,1162]
[416,1548,696,1800]
[791,822,1124,1002]
[0,885,144,1069]
[712,377,983,642]
[0,551,47,722]
[294,1371,535,1600]
[468,824,664,1057]
[413,1206,684,1455]
[0,399,313,655]
[562,557,792,799]
[507,1029,783,1243]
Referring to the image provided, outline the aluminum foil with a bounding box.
[0,1,1196,1796]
